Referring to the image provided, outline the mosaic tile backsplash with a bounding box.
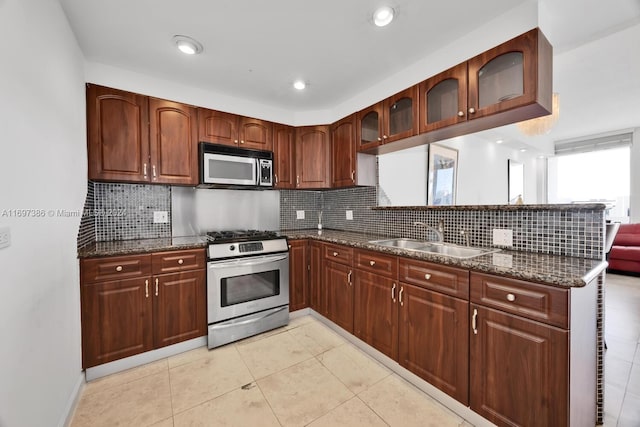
[76,181,96,249]
[280,187,604,260]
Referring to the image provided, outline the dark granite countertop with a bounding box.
[281,229,607,288]
[77,235,209,259]
[78,229,607,288]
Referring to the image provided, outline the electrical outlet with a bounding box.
[0,225,11,249]
[346,210,353,220]
[153,211,168,224]
[492,229,513,246]
[296,210,305,220]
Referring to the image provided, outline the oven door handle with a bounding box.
[208,253,289,269]
[210,306,288,329]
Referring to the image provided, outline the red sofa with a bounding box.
[608,224,640,274]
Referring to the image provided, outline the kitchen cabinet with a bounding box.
[322,243,354,332]
[273,124,296,189]
[356,86,419,152]
[469,272,596,427]
[295,125,331,189]
[288,239,309,312]
[80,249,206,369]
[309,241,323,312]
[87,85,198,185]
[419,28,552,136]
[87,84,150,183]
[198,108,273,151]
[330,115,357,187]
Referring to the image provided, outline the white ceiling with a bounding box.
[59,0,640,148]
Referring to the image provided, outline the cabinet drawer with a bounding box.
[399,258,469,299]
[152,249,205,274]
[470,273,569,328]
[81,254,152,283]
[354,249,397,278]
[323,243,353,266]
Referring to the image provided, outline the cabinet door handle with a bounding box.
[369,260,376,266]
[391,283,396,302]
[234,139,239,144]
[472,308,478,335]
[399,286,404,306]
[377,137,382,142]
[296,175,300,186]
[152,165,157,179]
[274,174,278,185]
[347,270,352,286]
[457,111,464,117]
[382,135,388,140]
[506,293,516,302]
[288,244,292,249]
[333,252,338,257]
[115,265,123,272]
[351,170,355,182]
[468,107,476,114]
[143,163,148,178]
[424,273,431,280]
[145,279,149,298]
[155,278,159,296]
[240,140,244,144]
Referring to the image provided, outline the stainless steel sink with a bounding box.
[368,239,500,259]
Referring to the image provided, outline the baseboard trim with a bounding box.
[59,373,85,427]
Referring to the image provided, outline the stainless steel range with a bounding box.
[205,230,289,349]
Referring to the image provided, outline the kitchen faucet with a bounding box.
[414,220,445,242]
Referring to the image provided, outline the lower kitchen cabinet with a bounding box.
[309,241,323,312]
[399,283,469,404]
[323,260,354,333]
[80,249,206,369]
[288,239,309,312]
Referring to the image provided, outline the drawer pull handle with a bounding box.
[391,283,396,302]
[115,266,123,272]
[178,259,184,265]
[424,273,431,280]
[145,280,149,298]
[347,270,352,286]
[155,278,159,297]
[472,308,478,334]
[333,252,338,257]
[506,293,516,302]
[369,260,376,266]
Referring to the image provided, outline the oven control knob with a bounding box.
[229,245,236,251]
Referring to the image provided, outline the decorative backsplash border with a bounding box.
[280,187,605,260]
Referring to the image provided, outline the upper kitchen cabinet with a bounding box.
[87,85,198,185]
[87,84,150,183]
[198,108,273,151]
[420,28,552,137]
[149,98,198,185]
[273,124,296,189]
[295,125,331,189]
[330,115,357,187]
[357,86,419,152]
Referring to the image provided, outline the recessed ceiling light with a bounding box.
[373,6,394,27]
[172,35,203,55]
[496,139,503,144]
[293,80,306,90]
[520,148,527,152]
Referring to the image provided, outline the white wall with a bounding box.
[0,0,86,426]
[631,128,640,222]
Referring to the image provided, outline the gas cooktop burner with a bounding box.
[205,229,279,243]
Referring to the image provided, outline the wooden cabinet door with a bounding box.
[239,117,273,151]
[399,284,469,405]
[295,125,331,189]
[470,305,568,427]
[323,260,354,333]
[356,103,383,152]
[419,63,468,133]
[467,28,550,120]
[383,86,418,143]
[309,241,323,312]
[153,271,206,348]
[87,84,149,183]
[197,108,239,146]
[81,277,153,368]
[149,98,198,185]
[330,115,356,188]
[288,240,309,312]
[273,124,296,189]
[353,270,398,360]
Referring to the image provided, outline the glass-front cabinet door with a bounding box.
[383,86,418,143]
[467,28,542,119]
[357,103,383,151]
[419,63,468,132]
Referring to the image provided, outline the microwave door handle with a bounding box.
[209,254,289,269]
[255,158,261,186]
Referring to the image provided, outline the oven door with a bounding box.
[207,253,289,323]
[202,152,258,186]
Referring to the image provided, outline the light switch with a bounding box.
[346,210,353,220]
[153,211,169,223]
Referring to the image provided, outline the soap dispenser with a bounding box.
[317,211,323,230]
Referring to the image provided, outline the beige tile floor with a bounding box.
[71,315,468,427]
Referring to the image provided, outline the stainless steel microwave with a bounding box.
[199,143,273,189]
